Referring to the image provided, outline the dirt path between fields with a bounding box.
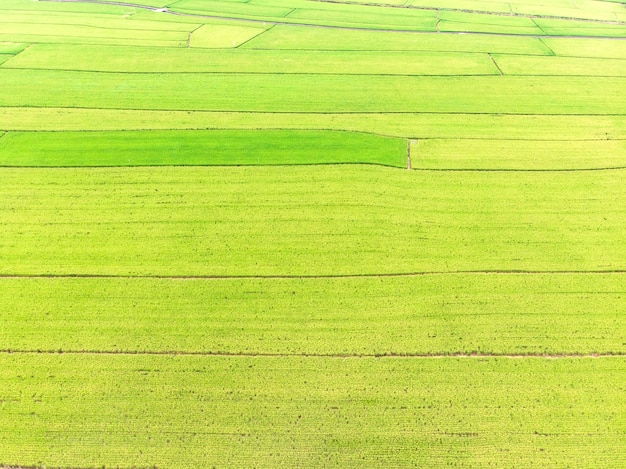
[39,0,626,38]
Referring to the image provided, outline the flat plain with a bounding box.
[0,0,625,467]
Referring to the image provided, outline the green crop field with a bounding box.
[1,0,625,467]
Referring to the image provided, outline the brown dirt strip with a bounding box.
[1,271,626,280]
[38,0,626,38]
[0,349,623,359]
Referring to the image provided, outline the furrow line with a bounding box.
[1,349,624,359]
[1,271,626,280]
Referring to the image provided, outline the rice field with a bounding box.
[1,0,625,467]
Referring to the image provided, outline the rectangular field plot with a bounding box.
[0,23,189,47]
[542,37,626,59]
[438,11,544,35]
[510,4,620,21]
[406,0,512,13]
[0,130,406,167]
[412,138,626,170]
[3,44,498,75]
[0,354,624,468]
[189,23,269,48]
[493,54,626,76]
[534,18,626,37]
[1,166,625,276]
[170,0,295,18]
[285,7,437,31]
[243,25,553,54]
[4,109,626,141]
[2,69,625,114]
[1,274,624,355]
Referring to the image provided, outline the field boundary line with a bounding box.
[0,349,624,359]
[1,163,625,171]
[1,271,626,280]
[487,53,503,75]
[2,105,626,117]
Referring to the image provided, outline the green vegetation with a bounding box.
[413,138,626,169]
[1,354,624,468]
[0,130,406,167]
[1,166,625,276]
[1,69,625,113]
[5,44,499,75]
[1,0,625,466]
[1,274,624,355]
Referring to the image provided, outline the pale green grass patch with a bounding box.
[1,166,624,276]
[189,23,270,48]
[535,18,626,37]
[542,37,626,59]
[4,44,498,75]
[412,138,626,169]
[0,354,623,468]
[493,54,626,76]
[438,10,544,35]
[243,24,553,54]
[2,274,624,355]
[1,69,624,114]
[2,108,626,141]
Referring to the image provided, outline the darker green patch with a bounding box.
[0,129,407,168]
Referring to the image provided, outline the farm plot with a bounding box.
[3,43,499,75]
[241,24,554,53]
[411,138,626,170]
[1,166,625,277]
[1,274,625,355]
[4,108,626,141]
[0,354,624,468]
[1,0,626,467]
[1,69,625,113]
[0,130,407,167]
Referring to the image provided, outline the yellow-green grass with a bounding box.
[492,54,626,76]
[0,10,198,32]
[243,24,553,53]
[3,43,498,75]
[412,138,626,170]
[171,0,296,18]
[189,23,270,47]
[1,166,625,277]
[542,37,626,59]
[170,0,438,31]
[510,3,622,21]
[284,7,437,31]
[534,17,626,37]
[1,69,625,114]
[406,0,512,13]
[0,0,147,15]
[1,274,625,355]
[438,10,544,35]
[0,130,406,167]
[0,22,189,44]
[0,354,624,468]
[4,108,626,140]
[0,42,26,54]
